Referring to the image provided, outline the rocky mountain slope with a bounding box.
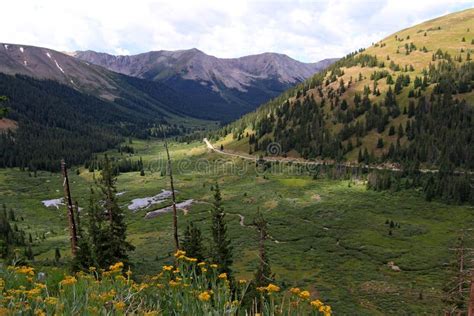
[73,49,337,121]
[0,44,210,170]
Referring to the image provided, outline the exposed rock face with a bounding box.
[74,49,335,92]
[0,43,120,100]
[74,49,338,120]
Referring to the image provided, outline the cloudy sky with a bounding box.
[0,0,472,62]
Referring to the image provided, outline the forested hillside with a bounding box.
[0,74,205,171]
[220,9,474,171]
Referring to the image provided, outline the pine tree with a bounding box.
[210,183,233,275]
[72,203,94,271]
[98,155,135,268]
[181,222,205,261]
[24,244,34,261]
[8,209,15,221]
[54,248,61,264]
[377,138,384,148]
[86,188,109,268]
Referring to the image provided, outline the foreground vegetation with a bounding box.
[0,251,331,315]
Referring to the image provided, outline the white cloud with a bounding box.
[0,0,471,62]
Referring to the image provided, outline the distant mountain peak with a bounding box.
[72,48,337,120]
[73,48,337,91]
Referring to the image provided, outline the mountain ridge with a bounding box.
[73,48,338,120]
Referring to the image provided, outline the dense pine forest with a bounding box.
[0,74,201,171]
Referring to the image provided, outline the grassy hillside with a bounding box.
[219,9,474,169]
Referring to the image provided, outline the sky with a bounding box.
[0,0,472,62]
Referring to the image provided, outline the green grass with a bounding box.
[0,139,473,314]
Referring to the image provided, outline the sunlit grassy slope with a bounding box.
[221,8,474,160]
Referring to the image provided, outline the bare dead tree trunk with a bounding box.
[468,269,474,316]
[459,234,465,297]
[162,129,179,251]
[61,159,78,256]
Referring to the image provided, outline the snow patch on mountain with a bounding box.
[54,60,65,73]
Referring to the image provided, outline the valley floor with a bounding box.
[0,139,472,314]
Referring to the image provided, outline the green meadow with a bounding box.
[0,139,472,314]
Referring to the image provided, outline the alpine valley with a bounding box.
[0,5,473,316]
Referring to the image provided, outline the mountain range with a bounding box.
[72,49,336,120]
[0,43,334,169]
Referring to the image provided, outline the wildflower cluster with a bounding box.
[0,250,331,315]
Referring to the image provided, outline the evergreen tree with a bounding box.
[0,204,28,260]
[377,138,384,148]
[72,204,94,271]
[86,188,110,268]
[181,222,205,261]
[97,155,135,268]
[210,183,233,275]
[53,248,61,264]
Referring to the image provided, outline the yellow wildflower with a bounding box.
[299,290,310,300]
[197,262,206,267]
[59,276,77,286]
[45,297,58,305]
[218,273,227,280]
[201,267,208,273]
[114,301,126,310]
[15,266,35,276]
[181,256,198,262]
[174,250,186,259]
[324,305,332,314]
[266,283,280,293]
[290,287,301,295]
[162,265,173,271]
[115,275,126,282]
[137,283,149,291]
[34,309,46,316]
[238,279,247,284]
[198,291,211,302]
[210,264,218,269]
[310,299,323,309]
[169,280,180,287]
[109,262,124,272]
[26,287,42,298]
